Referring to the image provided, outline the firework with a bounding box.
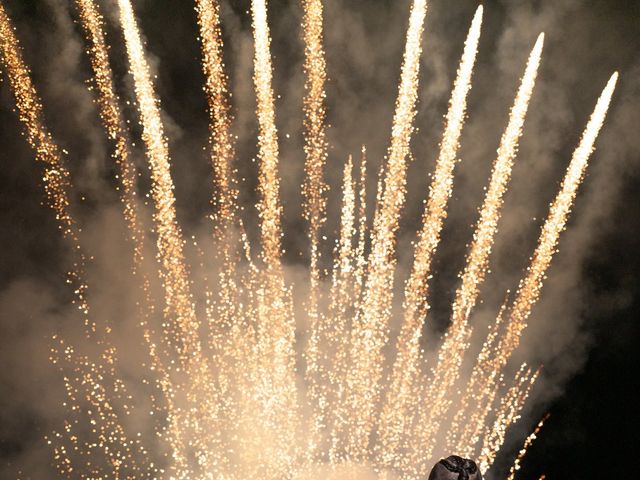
[409,35,545,476]
[0,1,618,479]
[250,0,300,474]
[0,1,87,328]
[117,0,227,475]
[376,8,483,469]
[336,0,428,461]
[195,0,237,226]
[447,72,618,460]
[500,72,618,365]
[75,0,145,272]
[477,365,540,472]
[505,414,550,480]
[300,0,330,459]
[0,2,155,476]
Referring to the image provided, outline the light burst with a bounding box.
[0,1,618,479]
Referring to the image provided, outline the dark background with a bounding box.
[0,0,639,478]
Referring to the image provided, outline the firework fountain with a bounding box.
[0,0,617,479]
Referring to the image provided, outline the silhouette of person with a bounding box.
[428,455,483,480]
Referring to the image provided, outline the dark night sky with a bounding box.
[1,0,639,478]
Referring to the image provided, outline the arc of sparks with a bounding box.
[376,7,483,470]
[327,147,369,463]
[0,1,90,329]
[331,154,357,349]
[445,297,511,457]
[301,0,329,299]
[74,0,145,272]
[409,33,544,474]
[250,1,300,474]
[195,0,237,228]
[73,0,186,470]
[300,0,330,460]
[1,2,153,475]
[116,0,201,359]
[449,72,618,458]
[505,414,550,480]
[478,367,541,472]
[336,0,428,461]
[354,146,369,302]
[194,4,252,475]
[116,0,229,476]
[251,0,284,269]
[501,72,618,363]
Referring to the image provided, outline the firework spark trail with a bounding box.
[338,0,428,460]
[506,414,550,480]
[116,0,201,366]
[0,1,89,331]
[499,72,618,366]
[74,0,161,364]
[74,0,164,375]
[447,72,618,459]
[328,148,368,463]
[322,157,358,438]
[194,0,238,278]
[250,0,300,473]
[116,0,227,476]
[0,4,149,476]
[75,0,145,274]
[194,1,245,472]
[300,0,328,312]
[478,365,540,472]
[354,146,369,302]
[74,0,185,469]
[409,34,544,471]
[446,297,510,457]
[327,155,357,376]
[195,0,237,230]
[300,0,330,458]
[251,0,284,269]
[330,156,357,351]
[376,8,483,468]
